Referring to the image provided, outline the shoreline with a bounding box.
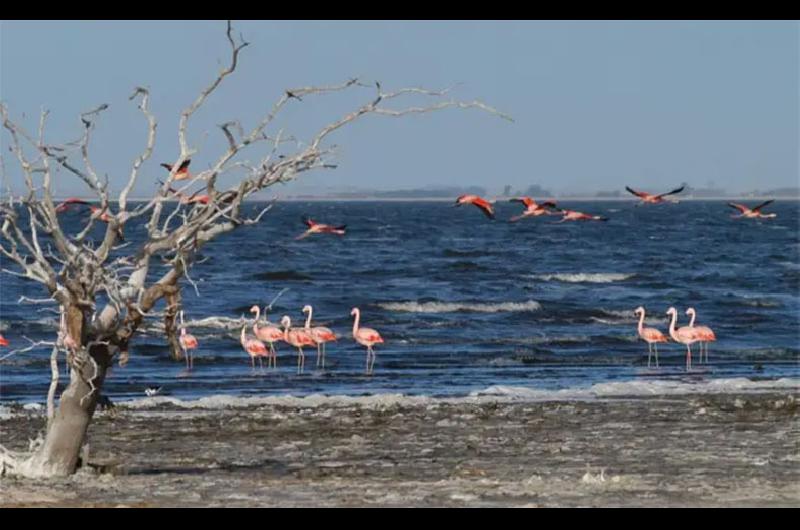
[30,196,800,203]
[2,390,797,507]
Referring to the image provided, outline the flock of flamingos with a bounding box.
[0,178,781,377]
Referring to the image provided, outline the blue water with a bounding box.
[1,200,798,401]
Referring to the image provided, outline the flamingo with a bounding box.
[351,307,384,375]
[685,308,717,364]
[666,307,700,371]
[161,159,192,181]
[55,199,124,240]
[454,195,495,219]
[240,325,268,369]
[280,315,316,374]
[625,185,685,204]
[634,306,668,368]
[552,208,608,223]
[249,305,282,368]
[727,200,777,219]
[302,305,337,369]
[57,310,80,376]
[0,334,8,347]
[508,197,558,222]
[159,181,210,205]
[296,217,347,240]
[178,311,199,370]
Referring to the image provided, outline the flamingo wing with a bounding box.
[55,198,91,212]
[358,327,384,343]
[510,197,534,208]
[625,186,649,199]
[655,185,685,199]
[472,198,495,219]
[540,201,558,209]
[727,202,749,213]
[178,159,191,171]
[751,199,774,212]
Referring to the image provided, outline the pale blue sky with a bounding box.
[1,20,797,196]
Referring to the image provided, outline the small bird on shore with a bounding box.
[727,200,776,219]
[161,159,192,181]
[508,197,558,222]
[625,185,685,204]
[296,217,347,240]
[144,386,163,397]
[454,195,495,219]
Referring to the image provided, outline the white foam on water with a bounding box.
[378,300,542,313]
[529,273,636,283]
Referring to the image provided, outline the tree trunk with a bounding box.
[164,288,183,362]
[25,342,110,477]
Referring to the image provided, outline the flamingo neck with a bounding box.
[352,310,360,337]
[181,328,186,336]
[283,318,291,341]
[668,311,678,340]
[304,308,312,329]
[637,310,645,334]
[253,306,261,321]
[240,327,246,345]
[687,310,696,327]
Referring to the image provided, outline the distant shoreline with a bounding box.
[45,196,800,203]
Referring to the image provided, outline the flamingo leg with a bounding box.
[705,342,709,364]
[365,348,370,374]
[297,348,302,374]
[251,355,255,369]
[316,343,321,368]
[322,342,326,369]
[654,343,659,368]
[647,342,652,368]
[686,344,692,371]
[184,348,189,370]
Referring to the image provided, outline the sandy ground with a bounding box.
[1,392,798,507]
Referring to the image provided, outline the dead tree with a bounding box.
[0,21,511,478]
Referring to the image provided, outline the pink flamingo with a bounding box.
[634,306,668,368]
[625,185,685,204]
[57,310,80,375]
[508,197,558,222]
[302,305,337,369]
[280,315,316,374]
[552,208,608,223]
[685,308,717,364]
[727,200,777,219]
[351,307,384,375]
[296,217,347,240]
[178,311,199,370]
[250,305,283,368]
[454,195,495,219]
[161,159,192,181]
[666,307,700,371]
[240,325,268,369]
[0,334,8,347]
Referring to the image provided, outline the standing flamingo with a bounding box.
[685,308,717,364]
[351,307,384,375]
[634,306,668,368]
[250,305,283,368]
[240,326,268,369]
[302,305,337,369]
[666,307,700,371]
[178,311,199,370]
[280,315,316,374]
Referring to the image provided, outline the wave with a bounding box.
[377,300,542,313]
[530,273,636,283]
[252,270,313,281]
[442,249,486,258]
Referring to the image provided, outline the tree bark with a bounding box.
[164,288,183,362]
[25,342,110,477]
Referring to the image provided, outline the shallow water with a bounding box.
[1,200,798,402]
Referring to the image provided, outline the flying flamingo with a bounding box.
[55,199,124,240]
[634,306,668,368]
[666,307,700,371]
[280,315,316,374]
[249,305,282,368]
[625,185,685,204]
[159,181,210,205]
[508,197,558,222]
[302,305,337,369]
[454,195,495,219]
[161,159,192,181]
[351,307,384,375]
[0,335,8,347]
[685,308,717,364]
[296,217,347,240]
[552,208,608,223]
[727,200,777,219]
[240,325,269,370]
[178,311,199,370]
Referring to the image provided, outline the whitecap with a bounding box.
[529,273,636,283]
[377,300,542,313]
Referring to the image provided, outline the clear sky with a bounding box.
[1,20,797,197]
